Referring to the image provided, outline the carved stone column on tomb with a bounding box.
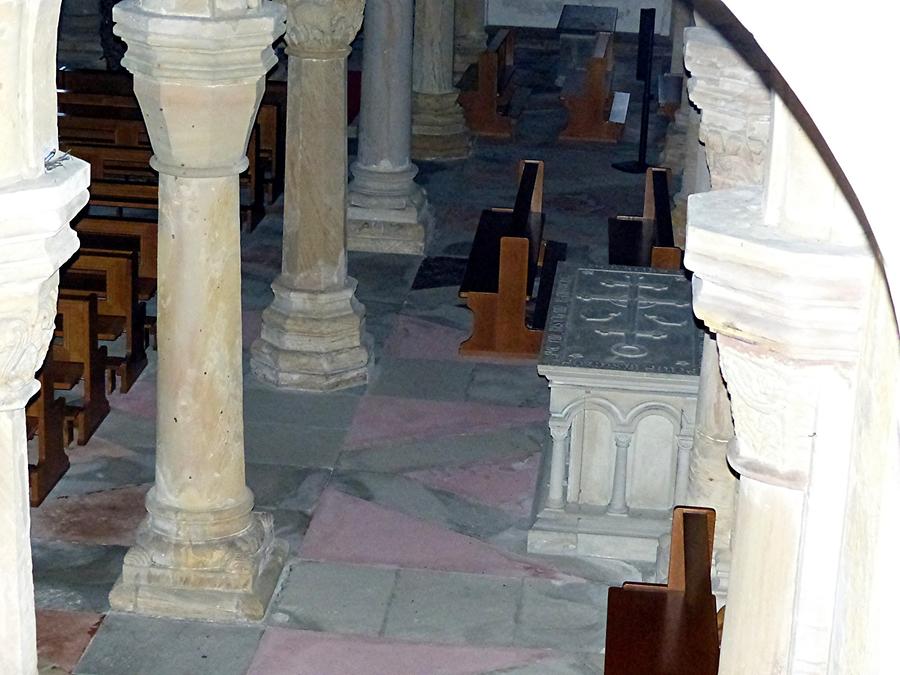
[347,0,431,255]
[453,0,487,77]
[685,94,876,672]
[250,0,371,392]
[108,0,288,621]
[0,2,90,671]
[411,0,470,161]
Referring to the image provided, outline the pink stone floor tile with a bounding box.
[67,437,145,462]
[301,488,567,580]
[108,372,156,419]
[383,315,470,361]
[345,396,547,449]
[247,628,552,675]
[36,609,103,673]
[31,484,150,546]
[406,452,541,518]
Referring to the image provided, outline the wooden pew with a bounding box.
[25,355,70,506]
[559,32,625,143]
[458,28,517,138]
[608,167,682,269]
[61,248,148,393]
[260,81,287,203]
[458,160,567,358]
[604,507,720,674]
[75,215,157,302]
[53,293,111,445]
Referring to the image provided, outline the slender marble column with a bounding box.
[348,0,431,255]
[411,0,469,161]
[453,0,487,77]
[546,419,569,509]
[608,434,631,514]
[0,2,89,669]
[251,0,370,391]
[109,0,288,621]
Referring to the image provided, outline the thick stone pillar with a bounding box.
[251,0,370,392]
[347,0,431,255]
[411,0,469,161]
[108,0,288,621]
[685,93,874,672]
[0,2,90,671]
[453,0,486,77]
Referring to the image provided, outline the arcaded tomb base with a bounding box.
[528,264,702,567]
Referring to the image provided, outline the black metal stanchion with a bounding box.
[613,8,655,174]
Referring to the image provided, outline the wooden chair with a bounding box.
[559,32,625,143]
[25,354,70,506]
[53,293,111,445]
[61,249,147,393]
[458,28,517,138]
[604,506,720,675]
[608,167,682,269]
[458,160,567,358]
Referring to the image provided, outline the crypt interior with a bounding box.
[1,0,898,673]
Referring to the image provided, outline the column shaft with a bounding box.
[348,0,430,254]
[411,0,469,161]
[608,435,630,514]
[547,423,568,509]
[453,0,486,76]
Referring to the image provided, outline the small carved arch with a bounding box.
[560,396,626,428]
[624,401,683,430]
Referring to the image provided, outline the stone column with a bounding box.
[608,434,631,515]
[453,0,486,77]
[347,0,431,255]
[251,0,370,392]
[685,92,874,671]
[411,0,469,161]
[0,2,90,670]
[108,0,288,621]
[546,418,569,509]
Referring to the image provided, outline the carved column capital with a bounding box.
[549,417,570,439]
[0,157,89,410]
[683,25,772,189]
[285,0,364,55]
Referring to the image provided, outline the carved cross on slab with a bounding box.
[577,271,690,359]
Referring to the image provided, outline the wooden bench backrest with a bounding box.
[512,160,545,285]
[75,217,158,281]
[63,144,155,184]
[644,167,674,247]
[55,293,100,378]
[667,506,716,602]
[67,252,136,322]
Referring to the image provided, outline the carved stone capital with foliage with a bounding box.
[285,0,364,54]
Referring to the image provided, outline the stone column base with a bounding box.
[411,91,470,162]
[347,184,432,255]
[251,279,371,391]
[109,511,287,621]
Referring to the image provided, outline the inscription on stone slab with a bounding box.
[540,263,702,374]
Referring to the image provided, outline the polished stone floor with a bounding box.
[34,32,671,675]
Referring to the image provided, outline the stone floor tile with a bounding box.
[268,561,396,634]
[344,396,547,450]
[406,452,541,519]
[245,465,330,511]
[267,508,311,555]
[33,542,127,613]
[242,387,361,429]
[337,424,546,473]
[247,628,551,675]
[31,484,149,547]
[47,454,156,498]
[382,314,470,362]
[244,421,345,468]
[482,652,605,674]
[91,408,157,449]
[74,613,264,675]
[330,470,517,539]
[410,255,469,290]
[301,488,567,579]
[384,570,520,646]
[368,357,474,401]
[466,363,550,408]
[348,251,421,304]
[514,579,609,652]
[36,609,104,674]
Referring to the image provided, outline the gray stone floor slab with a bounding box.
[384,570,520,646]
[244,421,345,468]
[269,561,396,634]
[466,363,550,408]
[514,579,608,652]
[245,464,330,511]
[368,357,474,401]
[337,424,546,473]
[331,470,517,539]
[33,542,127,613]
[74,613,264,675]
[49,453,156,498]
[348,251,421,304]
[242,387,361,429]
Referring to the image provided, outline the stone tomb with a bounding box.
[528,264,702,567]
